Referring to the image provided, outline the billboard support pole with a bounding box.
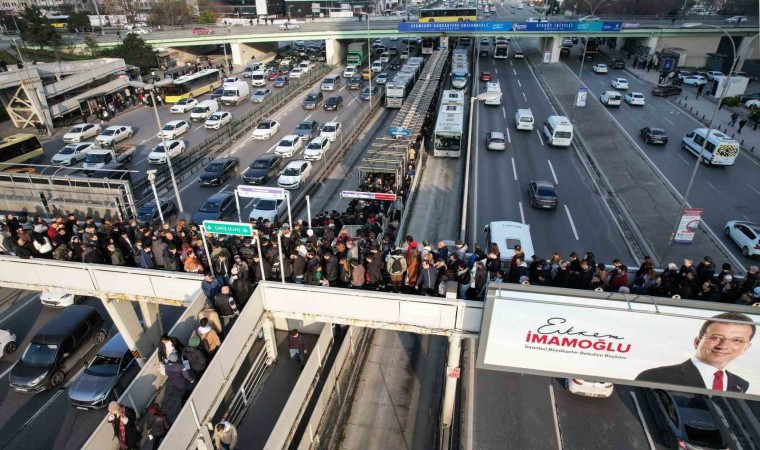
[306,195,312,230]
[200,227,215,278]
[234,190,242,223]
[441,334,462,430]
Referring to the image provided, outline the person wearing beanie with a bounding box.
[164,351,195,403]
[107,401,140,449]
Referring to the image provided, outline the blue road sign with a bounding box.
[398,21,622,33]
[389,127,412,137]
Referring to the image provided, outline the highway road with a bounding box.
[561,50,760,266]
[0,289,182,449]
[40,39,410,224]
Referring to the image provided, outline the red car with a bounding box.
[192,27,214,35]
[266,70,282,81]
[480,71,492,81]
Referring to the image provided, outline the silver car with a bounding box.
[250,88,272,103]
[67,333,138,409]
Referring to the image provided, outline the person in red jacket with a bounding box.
[609,265,629,293]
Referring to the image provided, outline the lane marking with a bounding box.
[536,129,544,146]
[0,361,17,381]
[548,383,563,450]
[501,107,507,119]
[217,184,230,193]
[706,180,719,193]
[522,92,527,102]
[518,201,525,224]
[677,154,691,165]
[564,205,580,240]
[506,128,511,144]
[747,183,760,197]
[513,69,517,76]
[517,79,522,88]
[630,391,657,450]
[511,157,517,180]
[548,160,558,184]
[494,68,498,74]
[0,292,38,327]
[663,116,674,125]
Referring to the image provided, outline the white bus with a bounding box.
[681,128,739,166]
[543,115,573,147]
[385,73,415,108]
[484,81,502,105]
[484,221,534,266]
[494,37,509,59]
[433,90,465,157]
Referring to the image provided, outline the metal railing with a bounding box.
[224,344,271,426]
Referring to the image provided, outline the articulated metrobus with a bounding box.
[433,90,466,157]
[418,8,478,22]
[0,134,45,171]
[164,69,222,103]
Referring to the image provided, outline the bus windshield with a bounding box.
[0,134,44,167]
[435,135,461,150]
[419,8,477,21]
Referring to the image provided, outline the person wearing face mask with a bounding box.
[107,401,140,450]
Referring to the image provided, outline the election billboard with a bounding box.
[397,21,622,33]
[477,289,760,399]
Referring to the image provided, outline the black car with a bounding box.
[301,91,324,110]
[389,62,401,71]
[198,157,240,186]
[737,92,760,103]
[324,95,344,111]
[361,86,379,100]
[527,181,558,209]
[347,75,364,90]
[211,87,225,101]
[610,58,625,69]
[192,192,236,222]
[242,154,283,184]
[559,47,571,57]
[136,198,178,224]
[10,305,106,393]
[581,54,594,62]
[646,389,729,450]
[294,120,320,141]
[639,127,669,145]
[652,84,683,97]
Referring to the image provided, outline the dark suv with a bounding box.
[301,91,324,110]
[294,120,320,141]
[10,305,106,393]
[324,95,344,111]
[347,75,364,90]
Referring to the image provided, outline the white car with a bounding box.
[158,120,190,139]
[170,98,198,114]
[371,62,383,73]
[277,160,312,189]
[249,198,288,222]
[682,75,707,86]
[222,77,241,86]
[706,71,724,81]
[290,68,304,79]
[526,17,539,23]
[724,221,760,258]
[299,61,312,72]
[578,15,600,21]
[204,111,232,129]
[63,123,101,143]
[96,125,133,146]
[746,99,760,108]
[566,378,614,398]
[375,73,389,85]
[279,23,300,31]
[148,139,186,164]
[51,142,96,165]
[128,28,149,35]
[726,15,747,23]
[611,78,629,89]
[600,91,622,107]
[0,329,17,357]
[304,136,331,161]
[39,291,81,308]
[343,66,358,78]
[624,92,646,106]
[275,135,303,157]
[592,64,608,74]
[252,119,280,140]
[320,122,342,142]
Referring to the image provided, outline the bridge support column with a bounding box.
[1,78,53,132]
[538,35,561,64]
[138,299,163,348]
[441,334,462,431]
[101,296,156,367]
[263,317,278,364]
[230,42,278,66]
[326,38,347,66]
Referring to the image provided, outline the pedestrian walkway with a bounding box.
[599,48,760,158]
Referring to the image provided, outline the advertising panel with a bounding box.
[674,207,703,244]
[477,290,760,399]
[398,21,622,33]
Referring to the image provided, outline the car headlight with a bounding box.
[92,390,110,401]
[30,374,47,385]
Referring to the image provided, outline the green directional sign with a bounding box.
[202,220,253,237]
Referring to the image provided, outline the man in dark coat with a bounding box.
[164,352,195,403]
[183,336,208,377]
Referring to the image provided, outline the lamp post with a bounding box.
[146,170,165,225]
[92,0,105,35]
[147,88,184,213]
[660,27,758,265]
[570,0,612,121]
[367,11,373,110]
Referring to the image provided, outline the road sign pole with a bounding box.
[234,190,242,223]
[306,195,312,230]
[200,227,215,277]
[255,231,266,283]
[277,231,286,284]
[286,195,293,230]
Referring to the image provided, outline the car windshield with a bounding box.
[59,146,76,154]
[162,124,175,130]
[305,94,318,101]
[199,201,222,212]
[251,160,269,169]
[205,163,223,172]
[102,129,116,136]
[651,129,666,136]
[178,99,191,105]
[254,90,267,96]
[21,343,58,366]
[490,138,504,143]
[322,125,336,132]
[282,167,300,176]
[152,145,166,153]
[86,153,107,163]
[536,186,556,196]
[276,77,286,82]
[71,126,86,133]
[297,123,312,130]
[258,122,272,129]
[279,139,295,147]
[209,114,221,120]
[307,142,323,149]
[85,355,121,377]
[255,199,277,210]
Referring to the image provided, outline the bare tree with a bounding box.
[103,0,140,24]
[149,0,191,26]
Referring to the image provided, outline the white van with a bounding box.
[250,70,267,87]
[189,100,219,122]
[321,74,342,91]
[484,81,501,105]
[484,221,534,266]
[681,128,739,166]
[514,109,534,130]
[220,81,250,106]
[543,115,573,147]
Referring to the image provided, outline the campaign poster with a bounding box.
[675,208,703,244]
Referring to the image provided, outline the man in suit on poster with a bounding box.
[636,312,755,393]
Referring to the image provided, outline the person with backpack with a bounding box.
[145,403,171,450]
[386,249,407,293]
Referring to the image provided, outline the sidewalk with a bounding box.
[599,48,760,157]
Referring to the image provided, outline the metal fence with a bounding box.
[133,64,334,204]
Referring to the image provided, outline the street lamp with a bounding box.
[570,0,613,121]
[660,26,759,265]
[367,12,373,110]
[146,169,165,225]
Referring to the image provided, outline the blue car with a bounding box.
[192,192,236,223]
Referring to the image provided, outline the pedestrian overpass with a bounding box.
[1,256,758,449]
